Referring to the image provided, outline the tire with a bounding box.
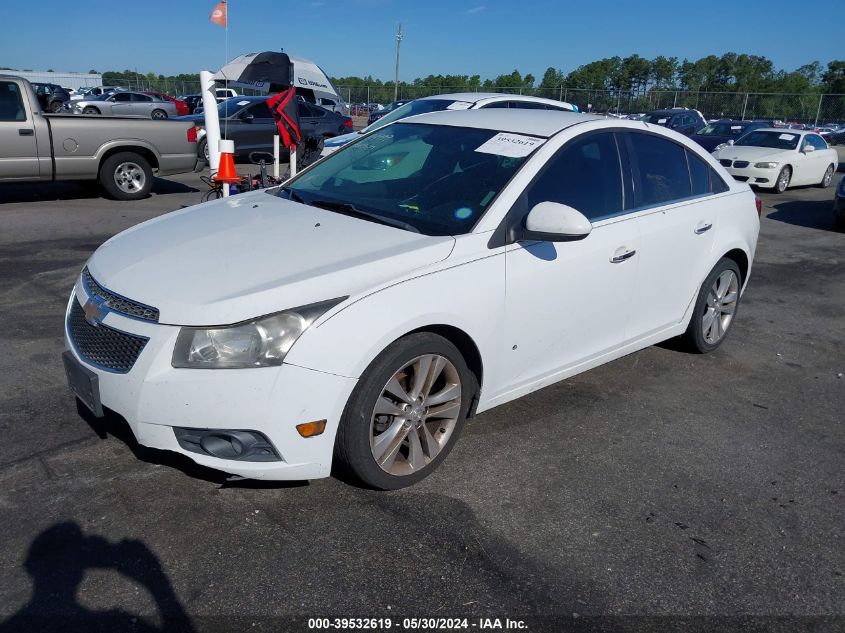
[151,109,168,120]
[49,100,64,113]
[82,106,100,115]
[99,152,153,201]
[818,164,835,188]
[682,258,742,354]
[773,166,791,193]
[197,138,209,162]
[334,332,477,490]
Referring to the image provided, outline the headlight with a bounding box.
[754,162,779,169]
[172,298,346,369]
[714,143,728,152]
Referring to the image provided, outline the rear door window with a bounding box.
[626,132,692,208]
[687,150,711,196]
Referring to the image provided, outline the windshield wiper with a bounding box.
[279,186,306,204]
[309,199,421,233]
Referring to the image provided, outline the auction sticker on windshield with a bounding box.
[779,133,796,141]
[475,133,545,157]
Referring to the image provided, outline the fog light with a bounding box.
[173,428,280,462]
[296,420,327,438]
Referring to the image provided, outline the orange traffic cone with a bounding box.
[213,139,240,184]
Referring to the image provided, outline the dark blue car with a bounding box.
[690,120,769,152]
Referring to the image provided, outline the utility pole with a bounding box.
[393,23,403,102]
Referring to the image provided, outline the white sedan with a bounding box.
[63,110,760,489]
[712,128,838,193]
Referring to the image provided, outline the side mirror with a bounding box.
[518,202,592,242]
[239,112,254,123]
[727,139,735,146]
[802,144,815,153]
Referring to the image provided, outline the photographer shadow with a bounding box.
[0,522,195,633]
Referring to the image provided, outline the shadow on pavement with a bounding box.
[0,178,198,204]
[0,522,195,633]
[766,199,842,233]
[77,400,307,490]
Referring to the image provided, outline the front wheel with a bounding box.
[334,333,477,490]
[49,100,64,113]
[151,109,168,119]
[99,152,153,201]
[773,166,791,194]
[82,106,100,115]
[818,164,835,188]
[682,258,742,353]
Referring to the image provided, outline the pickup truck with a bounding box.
[0,75,199,200]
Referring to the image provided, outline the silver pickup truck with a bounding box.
[0,75,199,200]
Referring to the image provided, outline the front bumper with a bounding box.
[64,286,357,480]
[723,164,778,186]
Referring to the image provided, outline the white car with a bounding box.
[321,92,579,156]
[63,110,760,489]
[712,128,838,193]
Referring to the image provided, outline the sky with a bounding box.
[1,0,841,81]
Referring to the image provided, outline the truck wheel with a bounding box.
[197,138,209,162]
[151,109,168,119]
[99,152,153,201]
[83,106,100,115]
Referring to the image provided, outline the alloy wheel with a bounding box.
[369,354,462,476]
[702,270,739,344]
[113,162,146,195]
[822,166,833,187]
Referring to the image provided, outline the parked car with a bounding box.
[641,108,707,136]
[62,109,759,488]
[713,128,838,193]
[690,120,769,152]
[216,88,238,103]
[0,76,199,199]
[368,99,411,125]
[178,94,203,114]
[179,96,352,163]
[834,171,845,228]
[71,91,178,119]
[322,92,579,156]
[828,127,845,145]
[31,83,71,112]
[144,92,189,116]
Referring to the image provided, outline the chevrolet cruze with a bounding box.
[63,110,760,489]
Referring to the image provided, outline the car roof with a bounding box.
[753,128,809,135]
[418,92,570,107]
[402,109,602,137]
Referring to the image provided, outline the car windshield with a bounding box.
[641,113,672,125]
[697,123,746,136]
[735,130,800,150]
[278,122,534,236]
[362,99,464,134]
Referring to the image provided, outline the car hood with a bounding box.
[86,191,455,325]
[713,146,789,162]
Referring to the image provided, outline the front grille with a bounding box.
[82,268,159,322]
[67,299,148,373]
[719,159,733,167]
[733,161,749,169]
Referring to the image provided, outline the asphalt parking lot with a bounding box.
[0,163,843,632]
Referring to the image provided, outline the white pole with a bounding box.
[289,145,297,178]
[273,135,280,179]
[200,70,221,174]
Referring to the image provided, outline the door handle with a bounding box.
[694,222,713,234]
[610,249,636,264]
[19,129,34,136]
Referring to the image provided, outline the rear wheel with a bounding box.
[773,166,791,193]
[334,333,476,490]
[82,106,100,115]
[49,100,64,113]
[818,164,835,188]
[151,109,168,119]
[682,258,742,353]
[99,152,153,201]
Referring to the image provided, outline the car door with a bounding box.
[0,80,40,179]
[304,103,333,137]
[226,101,276,159]
[622,131,719,337]
[108,92,133,115]
[130,93,155,117]
[502,131,640,389]
[797,134,831,184]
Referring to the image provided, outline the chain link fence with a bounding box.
[338,86,845,126]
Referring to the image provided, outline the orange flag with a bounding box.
[210,0,227,27]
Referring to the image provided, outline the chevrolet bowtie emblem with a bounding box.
[83,298,107,327]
